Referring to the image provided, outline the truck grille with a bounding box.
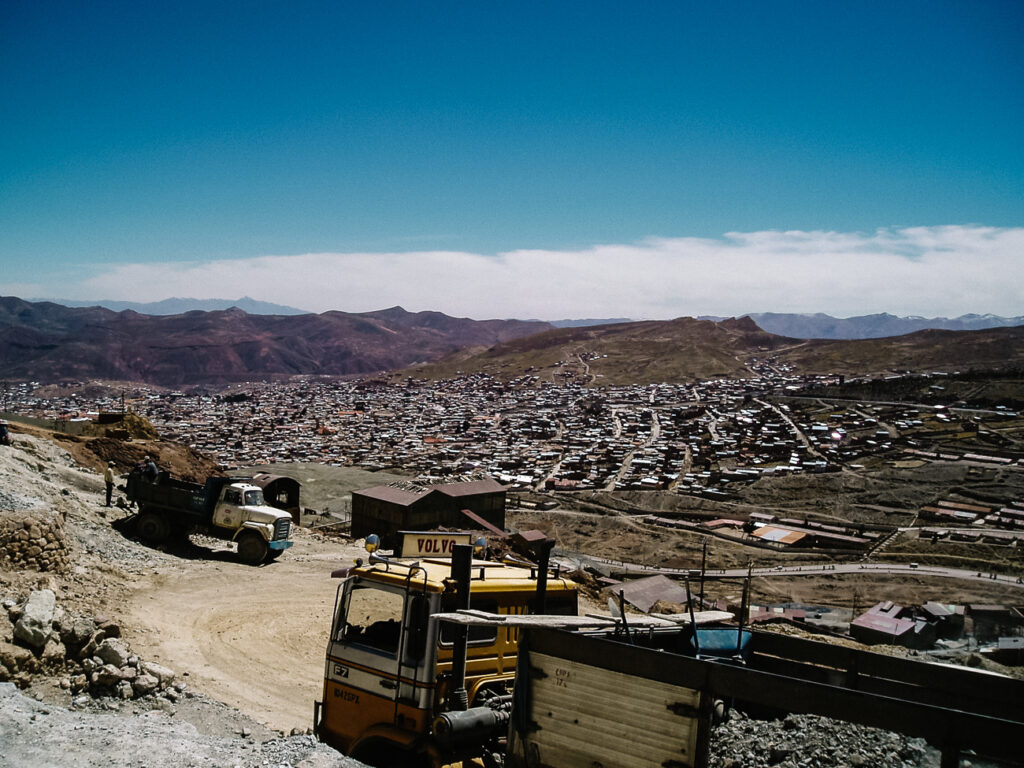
[274,518,291,540]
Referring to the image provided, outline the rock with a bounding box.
[13,590,56,650]
[78,630,106,661]
[132,673,160,696]
[0,641,35,674]
[96,638,131,668]
[119,665,137,680]
[116,679,134,699]
[40,638,66,666]
[151,697,174,714]
[92,663,122,687]
[140,661,175,686]
[64,617,97,649]
[97,620,121,639]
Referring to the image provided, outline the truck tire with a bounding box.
[237,531,269,565]
[136,510,170,544]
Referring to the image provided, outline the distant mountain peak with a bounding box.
[36,297,310,315]
[745,312,1024,339]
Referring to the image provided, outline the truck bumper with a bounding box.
[269,540,294,551]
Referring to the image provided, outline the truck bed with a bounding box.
[126,474,218,515]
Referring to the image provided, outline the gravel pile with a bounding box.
[0,683,363,768]
[709,710,940,768]
[0,488,43,512]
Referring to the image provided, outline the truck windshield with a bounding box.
[341,585,403,656]
[243,490,266,506]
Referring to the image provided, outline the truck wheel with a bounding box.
[237,532,269,565]
[136,511,170,544]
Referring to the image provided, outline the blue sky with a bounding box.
[2,1,1022,318]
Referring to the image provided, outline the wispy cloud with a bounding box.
[7,226,1023,320]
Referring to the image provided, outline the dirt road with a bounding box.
[123,533,362,734]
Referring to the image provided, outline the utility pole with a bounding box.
[698,538,708,609]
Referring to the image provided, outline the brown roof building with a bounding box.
[351,478,506,548]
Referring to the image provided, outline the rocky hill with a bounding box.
[0,297,551,386]
[404,316,1024,384]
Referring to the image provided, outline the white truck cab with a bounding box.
[212,482,294,563]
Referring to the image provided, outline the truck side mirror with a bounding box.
[405,595,430,662]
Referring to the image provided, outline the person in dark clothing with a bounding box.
[0,420,9,446]
[143,455,159,482]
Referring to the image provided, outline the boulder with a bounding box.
[0,641,35,674]
[96,638,131,668]
[60,616,97,649]
[140,661,175,686]
[40,638,66,666]
[78,629,107,660]
[91,663,121,687]
[132,673,159,696]
[13,590,55,650]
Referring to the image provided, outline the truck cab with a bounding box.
[212,482,294,564]
[316,535,578,767]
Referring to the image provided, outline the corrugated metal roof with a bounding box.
[752,526,806,545]
[351,484,426,505]
[434,478,506,497]
[608,574,691,613]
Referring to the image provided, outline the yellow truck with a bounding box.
[314,532,578,768]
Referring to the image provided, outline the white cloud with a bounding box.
[16,225,1024,320]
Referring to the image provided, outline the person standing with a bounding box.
[104,461,116,506]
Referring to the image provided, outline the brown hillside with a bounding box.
[404,316,800,384]
[0,297,551,386]
[403,319,1024,385]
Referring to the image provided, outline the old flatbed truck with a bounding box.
[125,472,293,565]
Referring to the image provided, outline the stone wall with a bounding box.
[0,508,69,572]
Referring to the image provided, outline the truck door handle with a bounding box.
[380,680,397,690]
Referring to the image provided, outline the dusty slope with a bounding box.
[122,539,356,733]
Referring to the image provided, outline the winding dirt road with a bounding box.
[123,534,362,734]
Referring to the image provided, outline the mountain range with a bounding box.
[735,312,1024,339]
[3,296,1023,387]
[0,297,550,386]
[40,296,309,315]
[36,298,1024,340]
